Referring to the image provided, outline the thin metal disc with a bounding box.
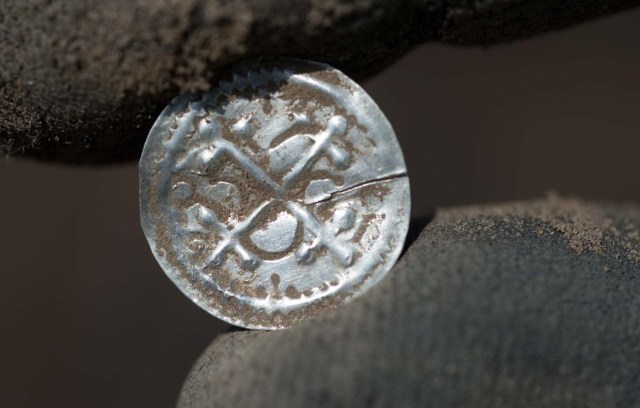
[139,58,410,329]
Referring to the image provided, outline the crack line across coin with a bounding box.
[140,58,411,329]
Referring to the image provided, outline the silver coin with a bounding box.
[139,58,410,330]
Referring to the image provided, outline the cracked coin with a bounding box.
[139,58,410,329]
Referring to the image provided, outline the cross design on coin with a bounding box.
[179,114,356,270]
[140,58,410,329]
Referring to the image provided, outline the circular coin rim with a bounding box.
[139,57,411,330]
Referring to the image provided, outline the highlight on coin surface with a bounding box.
[139,57,410,329]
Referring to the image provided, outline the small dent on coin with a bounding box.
[270,273,281,290]
[254,285,268,299]
[285,286,302,299]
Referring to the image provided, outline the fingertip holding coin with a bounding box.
[139,58,410,330]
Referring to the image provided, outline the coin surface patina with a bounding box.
[140,58,410,329]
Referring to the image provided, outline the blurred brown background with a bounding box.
[1,9,639,408]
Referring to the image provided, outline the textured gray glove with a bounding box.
[2,0,639,162]
[178,197,640,407]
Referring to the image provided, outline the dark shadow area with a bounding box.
[402,215,435,256]
[226,325,249,333]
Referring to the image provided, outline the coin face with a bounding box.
[140,58,410,329]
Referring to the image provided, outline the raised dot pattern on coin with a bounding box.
[140,58,410,329]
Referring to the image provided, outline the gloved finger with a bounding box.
[177,197,640,408]
[2,0,639,163]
